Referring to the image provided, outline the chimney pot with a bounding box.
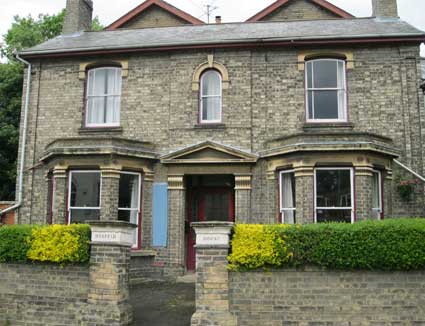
[215,16,222,24]
[372,0,398,18]
[63,0,93,34]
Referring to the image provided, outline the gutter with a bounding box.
[394,159,425,182]
[0,51,32,219]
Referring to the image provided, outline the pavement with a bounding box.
[130,281,195,326]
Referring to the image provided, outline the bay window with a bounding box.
[315,168,354,223]
[372,170,382,219]
[118,172,141,248]
[306,59,347,122]
[86,67,122,127]
[279,170,296,224]
[68,171,101,223]
[200,70,222,123]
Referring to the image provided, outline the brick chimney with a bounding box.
[372,0,398,18]
[62,0,93,34]
[215,16,222,24]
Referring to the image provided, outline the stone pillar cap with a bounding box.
[88,220,137,229]
[191,221,234,228]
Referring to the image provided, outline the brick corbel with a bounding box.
[168,175,185,190]
[79,60,129,79]
[234,174,252,190]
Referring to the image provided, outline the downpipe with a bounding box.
[393,159,425,182]
[0,51,32,220]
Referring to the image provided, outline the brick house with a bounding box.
[4,0,425,277]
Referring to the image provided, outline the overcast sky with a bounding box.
[1,0,424,55]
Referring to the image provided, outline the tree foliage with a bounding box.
[0,10,103,200]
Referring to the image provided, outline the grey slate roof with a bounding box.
[20,17,425,56]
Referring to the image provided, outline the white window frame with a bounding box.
[279,170,296,224]
[85,67,122,128]
[314,167,354,224]
[372,170,383,219]
[200,70,222,124]
[68,170,102,224]
[305,59,347,123]
[118,171,142,248]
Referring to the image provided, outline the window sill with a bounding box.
[131,249,157,257]
[78,126,123,134]
[303,122,354,131]
[194,123,226,130]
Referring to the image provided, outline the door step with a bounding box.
[176,272,196,283]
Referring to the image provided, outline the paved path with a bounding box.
[130,281,195,326]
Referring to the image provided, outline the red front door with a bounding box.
[186,188,235,271]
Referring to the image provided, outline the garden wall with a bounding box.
[229,268,425,325]
[0,263,89,325]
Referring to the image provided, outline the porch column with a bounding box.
[167,174,186,276]
[354,165,374,221]
[100,166,121,221]
[52,165,67,224]
[191,222,237,326]
[294,166,314,224]
[141,171,154,248]
[234,174,252,223]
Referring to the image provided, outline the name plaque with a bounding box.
[92,231,119,243]
[196,233,229,246]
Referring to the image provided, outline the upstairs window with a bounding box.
[86,67,122,127]
[306,59,347,122]
[200,70,222,123]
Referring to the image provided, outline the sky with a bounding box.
[0,0,424,55]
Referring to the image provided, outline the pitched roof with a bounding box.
[20,18,425,58]
[246,0,354,22]
[106,0,204,30]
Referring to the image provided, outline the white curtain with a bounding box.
[282,173,295,224]
[201,70,221,121]
[337,60,346,120]
[372,172,380,209]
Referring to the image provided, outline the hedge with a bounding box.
[0,224,90,264]
[228,219,425,271]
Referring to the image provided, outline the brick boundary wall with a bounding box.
[229,268,425,326]
[191,222,425,326]
[0,202,15,225]
[0,221,135,326]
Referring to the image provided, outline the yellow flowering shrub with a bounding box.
[228,224,292,271]
[27,224,90,264]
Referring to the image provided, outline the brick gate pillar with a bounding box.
[100,166,121,221]
[234,174,251,223]
[191,222,237,326]
[86,221,136,326]
[52,166,67,224]
[167,174,186,276]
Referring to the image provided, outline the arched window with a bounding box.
[305,59,347,122]
[86,66,122,127]
[200,70,222,123]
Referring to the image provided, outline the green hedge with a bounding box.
[0,224,90,264]
[228,219,425,271]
